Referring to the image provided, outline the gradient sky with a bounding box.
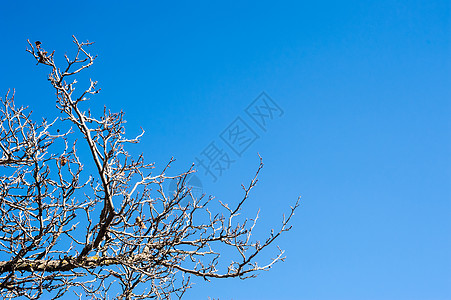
[1,1,450,299]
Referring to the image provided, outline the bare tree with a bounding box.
[0,36,300,299]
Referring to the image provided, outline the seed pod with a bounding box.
[135,216,146,230]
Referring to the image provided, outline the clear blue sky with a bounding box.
[1,1,450,299]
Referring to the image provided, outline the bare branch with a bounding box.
[0,37,300,299]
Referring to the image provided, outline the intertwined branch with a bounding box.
[0,37,300,299]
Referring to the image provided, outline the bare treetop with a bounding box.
[0,36,299,299]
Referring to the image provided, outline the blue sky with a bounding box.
[1,1,450,299]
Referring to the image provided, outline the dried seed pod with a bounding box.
[135,216,146,230]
